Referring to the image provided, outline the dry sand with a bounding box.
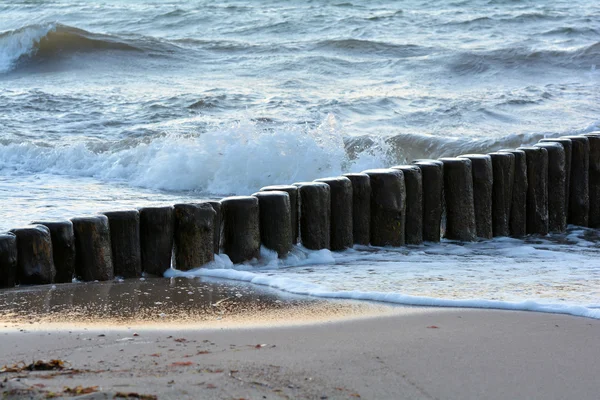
[1,279,599,399]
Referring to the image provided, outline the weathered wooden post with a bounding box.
[221,196,261,263]
[538,138,572,214]
[534,142,567,232]
[260,185,299,244]
[517,147,549,235]
[583,133,600,227]
[362,169,406,246]
[253,191,292,257]
[173,203,215,270]
[71,215,114,281]
[139,206,174,276]
[0,233,17,288]
[10,225,55,285]
[458,155,493,239]
[342,173,371,245]
[438,158,477,241]
[31,220,76,283]
[412,161,444,242]
[391,165,423,245]
[103,210,142,278]
[296,182,331,250]
[489,152,515,237]
[314,177,353,250]
[562,136,589,227]
[205,201,223,254]
[498,149,528,237]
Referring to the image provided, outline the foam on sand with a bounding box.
[166,229,600,320]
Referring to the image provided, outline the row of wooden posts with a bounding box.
[0,132,599,289]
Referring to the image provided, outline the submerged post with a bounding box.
[562,136,589,227]
[534,142,567,232]
[173,203,215,270]
[253,191,292,257]
[342,173,371,245]
[103,210,142,278]
[362,169,406,247]
[31,220,76,284]
[457,154,493,239]
[517,146,549,235]
[296,182,331,250]
[139,206,175,277]
[391,165,423,245]
[221,196,261,263]
[0,233,17,288]
[314,177,353,251]
[71,216,114,281]
[412,160,444,242]
[489,152,515,237]
[498,149,528,238]
[260,185,299,244]
[439,158,477,241]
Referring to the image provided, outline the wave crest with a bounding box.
[0,23,141,73]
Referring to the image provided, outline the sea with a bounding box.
[1,0,599,319]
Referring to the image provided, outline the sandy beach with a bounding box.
[1,283,598,400]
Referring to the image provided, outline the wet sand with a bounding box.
[0,277,397,329]
[1,279,599,399]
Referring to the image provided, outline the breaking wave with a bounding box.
[0,23,144,73]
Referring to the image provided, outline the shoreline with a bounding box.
[0,277,405,331]
[1,308,598,399]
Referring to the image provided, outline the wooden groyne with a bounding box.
[1,132,599,289]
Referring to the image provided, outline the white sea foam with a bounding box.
[165,231,600,320]
[0,115,389,195]
[0,24,55,73]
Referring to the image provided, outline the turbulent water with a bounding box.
[1,0,599,317]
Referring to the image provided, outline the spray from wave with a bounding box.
[2,115,598,195]
[0,116,391,195]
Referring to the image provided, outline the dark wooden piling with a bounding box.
[31,220,76,283]
[260,185,299,244]
[362,169,406,247]
[534,142,567,233]
[103,210,142,278]
[562,136,590,227]
[296,182,331,250]
[391,165,423,245]
[412,161,444,242]
[71,216,114,282]
[538,138,572,214]
[139,206,175,276]
[173,203,215,270]
[10,225,55,285]
[583,133,600,227]
[0,233,18,288]
[221,196,261,263]
[314,177,353,250]
[498,149,528,238]
[342,173,371,245]
[205,201,223,254]
[517,147,549,235]
[438,158,477,241]
[253,191,292,257]
[458,154,493,239]
[489,152,515,237]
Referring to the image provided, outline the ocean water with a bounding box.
[1,0,599,317]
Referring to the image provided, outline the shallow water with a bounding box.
[1,0,599,315]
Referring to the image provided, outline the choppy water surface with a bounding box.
[1,0,599,315]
